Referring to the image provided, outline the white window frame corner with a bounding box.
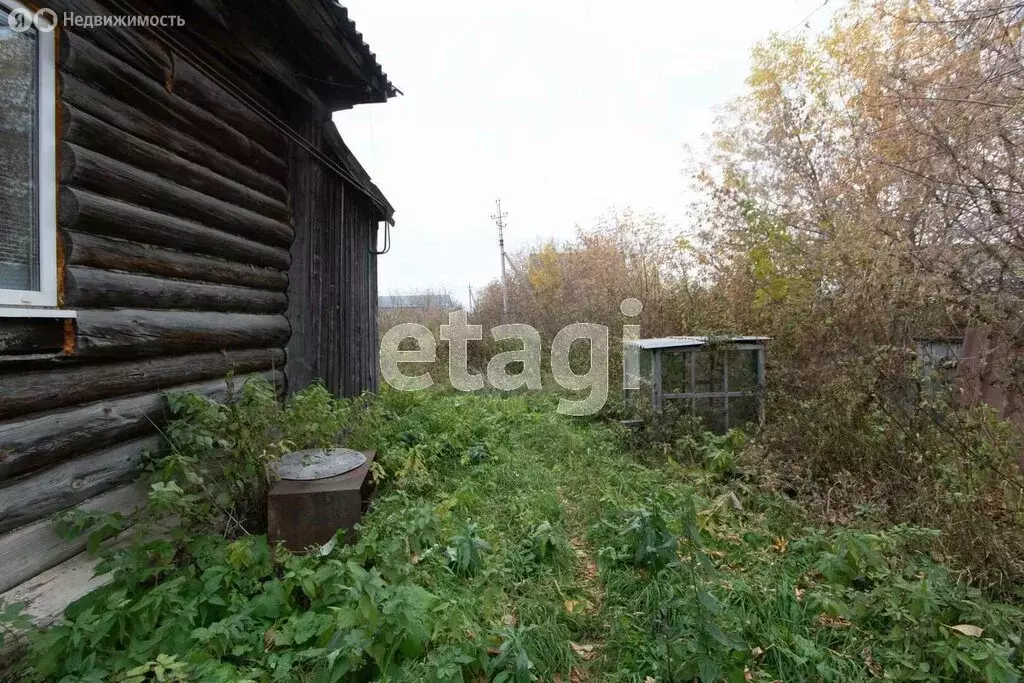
[0,0,58,309]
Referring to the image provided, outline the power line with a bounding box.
[491,199,509,323]
[106,0,394,221]
[784,0,835,35]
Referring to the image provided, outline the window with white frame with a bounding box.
[0,0,56,308]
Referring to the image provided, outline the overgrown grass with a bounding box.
[3,383,1022,682]
[566,439,1024,682]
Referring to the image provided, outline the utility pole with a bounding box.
[491,199,509,323]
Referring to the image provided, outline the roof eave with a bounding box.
[293,0,400,108]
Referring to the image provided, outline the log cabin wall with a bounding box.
[0,0,391,604]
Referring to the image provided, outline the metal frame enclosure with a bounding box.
[642,340,766,429]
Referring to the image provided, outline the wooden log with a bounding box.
[65,231,288,291]
[61,143,293,248]
[53,0,293,119]
[0,511,179,639]
[59,31,286,181]
[0,544,117,634]
[0,436,161,535]
[59,188,290,270]
[0,513,182,653]
[74,310,290,358]
[0,510,179,638]
[60,74,286,202]
[162,51,286,157]
[0,367,283,597]
[65,266,287,314]
[0,371,281,483]
[182,0,327,111]
[62,104,289,222]
[53,0,170,85]
[57,2,288,155]
[0,319,64,355]
[0,483,145,594]
[0,348,284,420]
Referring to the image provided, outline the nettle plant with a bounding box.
[592,490,747,682]
[137,376,357,538]
[32,377,360,577]
[0,388,527,682]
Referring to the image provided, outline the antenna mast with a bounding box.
[491,199,509,323]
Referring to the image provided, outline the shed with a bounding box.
[0,0,396,622]
[627,336,768,431]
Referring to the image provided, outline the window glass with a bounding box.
[0,9,39,292]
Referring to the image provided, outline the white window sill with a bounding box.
[0,307,77,319]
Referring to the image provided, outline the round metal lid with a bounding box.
[269,448,367,481]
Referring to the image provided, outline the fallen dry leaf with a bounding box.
[744,668,754,681]
[564,599,579,613]
[643,677,656,683]
[794,587,805,602]
[570,641,597,661]
[862,647,883,677]
[751,646,764,658]
[950,624,984,637]
[817,613,853,629]
[772,536,788,553]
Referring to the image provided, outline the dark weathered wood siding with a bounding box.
[287,116,380,396]
[0,0,388,598]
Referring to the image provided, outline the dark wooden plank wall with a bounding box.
[286,116,381,396]
[0,1,384,595]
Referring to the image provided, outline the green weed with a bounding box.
[2,388,1021,682]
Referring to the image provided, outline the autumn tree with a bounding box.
[689,0,1024,590]
[476,209,684,344]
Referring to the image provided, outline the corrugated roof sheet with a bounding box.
[629,336,770,350]
[326,0,400,101]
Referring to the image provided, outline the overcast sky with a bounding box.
[334,0,838,305]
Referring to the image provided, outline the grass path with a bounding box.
[556,484,606,682]
[424,395,1024,682]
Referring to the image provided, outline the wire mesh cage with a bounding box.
[625,336,767,432]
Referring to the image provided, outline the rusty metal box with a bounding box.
[267,450,376,551]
